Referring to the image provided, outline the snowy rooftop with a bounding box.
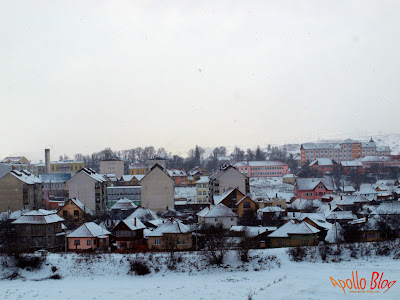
[120,174,145,182]
[295,177,334,191]
[268,220,319,238]
[39,173,72,183]
[110,198,137,211]
[167,169,187,177]
[67,222,111,238]
[309,158,335,166]
[325,211,357,220]
[259,206,285,213]
[196,176,209,184]
[371,201,400,215]
[213,188,236,205]
[68,198,94,216]
[114,218,146,231]
[197,204,238,218]
[10,170,42,184]
[147,219,191,237]
[12,209,64,224]
[338,195,370,206]
[340,160,363,167]
[126,208,159,222]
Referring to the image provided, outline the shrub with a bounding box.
[51,266,57,273]
[49,274,62,280]
[376,244,391,256]
[128,260,151,276]
[287,247,307,262]
[14,254,45,271]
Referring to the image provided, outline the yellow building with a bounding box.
[196,176,210,204]
[128,162,147,175]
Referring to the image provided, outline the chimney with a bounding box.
[45,149,51,174]
[329,203,331,210]
[134,218,137,226]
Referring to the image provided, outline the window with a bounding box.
[74,210,79,216]
[63,210,68,218]
[74,240,80,245]
[243,201,251,208]
[154,238,161,245]
[182,238,188,245]
[94,239,96,245]
[231,218,234,221]
[87,240,91,245]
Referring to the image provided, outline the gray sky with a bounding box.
[1,1,400,162]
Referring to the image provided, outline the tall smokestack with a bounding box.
[45,149,51,174]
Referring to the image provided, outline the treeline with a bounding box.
[71,144,298,173]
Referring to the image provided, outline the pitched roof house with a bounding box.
[67,222,111,251]
[267,220,320,247]
[111,217,146,250]
[147,219,192,250]
[295,177,334,200]
[197,204,238,229]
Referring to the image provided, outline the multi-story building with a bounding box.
[209,165,250,197]
[300,138,391,165]
[12,209,65,251]
[196,176,210,204]
[100,158,124,178]
[66,168,108,214]
[107,186,141,207]
[0,170,43,212]
[141,164,174,212]
[128,162,147,175]
[294,177,334,200]
[167,169,187,186]
[234,161,289,177]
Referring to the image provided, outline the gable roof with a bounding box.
[141,163,174,182]
[268,220,319,238]
[167,169,187,177]
[309,158,336,166]
[9,170,42,184]
[110,198,138,211]
[213,188,236,205]
[197,204,238,218]
[67,222,111,238]
[113,217,146,231]
[126,208,160,222]
[66,198,94,216]
[210,165,248,180]
[12,209,64,224]
[295,177,334,191]
[147,219,191,237]
[196,176,209,184]
[72,168,107,182]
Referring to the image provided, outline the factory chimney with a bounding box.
[45,149,51,174]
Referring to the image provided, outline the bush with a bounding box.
[14,254,45,271]
[287,247,307,262]
[376,244,391,256]
[128,260,151,276]
[49,274,62,280]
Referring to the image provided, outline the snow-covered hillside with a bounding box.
[1,246,399,299]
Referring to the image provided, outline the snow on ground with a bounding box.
[250,177,295,201]
[174,186,196,201]
[2,246,399,299]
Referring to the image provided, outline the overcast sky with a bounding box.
[1,1,400,162]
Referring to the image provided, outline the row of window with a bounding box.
[74,239,96,246]
[154,238,189,245]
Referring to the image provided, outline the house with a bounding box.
[100,158,125,178]
[213,188,244,213]
[325,211,357,225]
[67,222,111,251]
[147,219,192,250]
[349,216,382,242]
[12,209,65,251]
[196,176,210,204]
[289,198,323,212]
[309,158,337,174]
[39,173,71,209]
[267,220,320,247]
[0,170,43,213]
[128,162,147,175]
[258,206,286,226]
[354,186,379,200]
[167,169,187,186]
[336,195,370,211]
[67,168,108,214]
[234,161,290,177]
[1,156,30,165]
[235,195,259,218]
[209,165,250,198]
[338,185,356,195]
[126,207,160,224]
[110,198,138,220]
[230,226,277,248]
[188,166,210,181]
[197,204,238,229]
[118,174,144,186]
[283,174,297,185]
[57,198,94,228]
[258,195,287,210]
[141,164,174,212]
[111,217,146,250]
[295,177,334,200]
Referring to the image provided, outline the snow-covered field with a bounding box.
[1,246,400,300]
[250,177,295,201]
